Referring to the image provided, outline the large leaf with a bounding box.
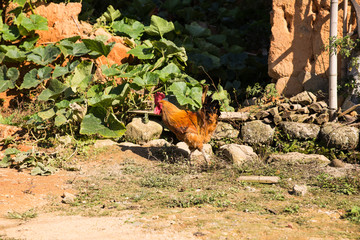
[27,45,60,65]
[88,83,130,108]
[185,22,211,37]
[57,40,90,57]
[145,15,174,38]
[112,19,144,39]
[80,112,126,138]
[0,66,19,92]
[19,14,48,31]
[127,45,154,60]
[154,63,181,82]
[132,72,159,89]
[66,61,93,93]
[82,39,114,57]
[2,25,20,41]
[20,66,52,89]
[153,39,187,64]
[38,78,68,101]
[38,108,56,120]
[0,45,26,62]
[168,82,202,109]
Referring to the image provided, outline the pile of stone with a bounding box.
[250,91,356,125]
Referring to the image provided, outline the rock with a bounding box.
[94,139,118,148]
[309,101,328,113]
[268,107,279,116]
[220,144,258,166]
[289,104,302,111]
[331,159,345,168]
[280,121,320,140]
[125,118,163,143]
[278,103,291,111]
[212,122,239,140]
[62,192,76,204]
[0,124,22,140]
[191,144,214,160]
[320,123,359,150]
[289,91,317,105]
[315,113,329,125]
[255,110,270,120]
[241,120,274,145]
[297,106,310,114]
[118,142,141,147]
[237,176,280,184]
[268,152,330,167]
[273,114,282,125]
[143,139,172,147]
[176,142,190,155]
[291,184,308,196]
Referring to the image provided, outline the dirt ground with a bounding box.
[0,145,359,240]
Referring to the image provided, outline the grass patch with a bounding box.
[6,209,37,220]
[343,206,360,223]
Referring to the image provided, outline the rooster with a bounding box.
[154,87,220,164]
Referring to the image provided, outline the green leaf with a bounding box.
[168,82,202,109]
[0,66,19,92]
[20,66,52,89]
[12,0,27,7]
[53,65,70,78]
[27,45,60,65]
[19,36,39,51]
[80,112,126,138]
[112,19,145,39]
[96,5,121,25]
[0,156,11,168]
[185,22,211,37]
[4,148,20,155]
[38,78,68,101]
[20,14,48,31]
[55,100,70,109]
[68,61,93,92]
[82,39,114,57]
[153,39,187,63]
[132,72,159,89]
[127,45,154,59]
[0,45,26,62]
[54,114,67,126]
[2,25,20,41]
[145,15,175,38]
[38,108,56,120]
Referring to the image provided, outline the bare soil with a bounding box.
[0,145,359,240]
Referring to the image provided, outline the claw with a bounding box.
[201,148,211,165]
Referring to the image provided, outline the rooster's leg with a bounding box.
[188,151,194,166]
[201,148,211,165]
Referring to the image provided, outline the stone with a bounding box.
[125,118,163,143]
[309,101,328,113]
[268,152,330,167]
[220,144,258,166]
[291,184,308,196]
[289,91,317,105]
[278,103,291,111]
[280,121,320,140]
[94,139,118,148]
[241,120,274,145]
[331,159,345,168]
[255,110,270,120]
[143,139,172,147]
[62,192,76,204]
[212,122,239,140]
[320,123,359,150]
[315,113,329,125]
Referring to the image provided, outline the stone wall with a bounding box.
[269,0,358,97]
